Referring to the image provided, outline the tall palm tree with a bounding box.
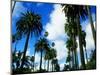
[16,11,43,68]
[87,6,96,46]
[66,38,74,69]
[50,48,57,71]
[51,58,58,72]
[46,51,51,71]
[44,48,51,72]
[81,31,88,63]
[33,49,36,71]
[44,43,56,72]
[76,12,86,69]
[35,38,49,72]
[62,5,88,69]
[30,56,35,69]
[50,42,56,71]
[53,59,60,71]
[51,59,55,71]
[12,32,22,51]
[44,50,49,71]
[12,34,17,51]
[65,19,79,69]
[66,51,71,69]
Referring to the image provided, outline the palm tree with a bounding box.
[33,49,36,71]
[44,42,56,72]
[46,51,51,71]
[65,19,79,69]
[51,48,57,71]
[44,31,49,37]
[35,38,49,72]
[62,5,88,69]
[44,48,52,72]
[53,59,60,71]
[87,6,96,46]
[23,55,32,69]
[16,11,43,68]
[66,38,74,69]
[12,50,17,70]
[51,42,55,47]
[76,10,86,69]
[51,58,58,71]
[81,31,88,63]
[51,59,55,71]
[30,56,35,69]
[63,64,70,71]
[12,32,22,51]
[50,42,56,71]
[44,50,49,71]
[66,51,71,69]
[12,51,23,70]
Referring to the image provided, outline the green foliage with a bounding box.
[16,11,43,37]
[55,63,60,71]
[63,64,70,71]
[44,31,49,37]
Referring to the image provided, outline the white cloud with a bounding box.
[34,53,40,63]
[54,40,67,61]
[85,22,95,51]
[45,4,67,60]
[33,53,40,70]
[26,50,30,56]
[60,63,65,70]
[45,4,66,40]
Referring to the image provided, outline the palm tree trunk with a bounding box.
[72,35,78,70]
[73,50,77,69]
[53,64,54,72]
[20,32,30,68]
[72,50,75,70]
[69,50,71,70]
[52,62,53,71]
[14,41,17,51]
[76,14,86,69]
[85,47,88,63]
[12,1,16,13]
[47,60,49,71]
[40,49,43,72]
[33,50,36,71]
[87,6,96,47]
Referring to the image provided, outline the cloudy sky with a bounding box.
[12,1,96,70]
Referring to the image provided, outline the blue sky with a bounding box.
[12,1,96,70]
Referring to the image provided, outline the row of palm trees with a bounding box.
[62,5,96,70]
[12,31,60,73]
[12,2,96,73]
[12,12,60,72]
